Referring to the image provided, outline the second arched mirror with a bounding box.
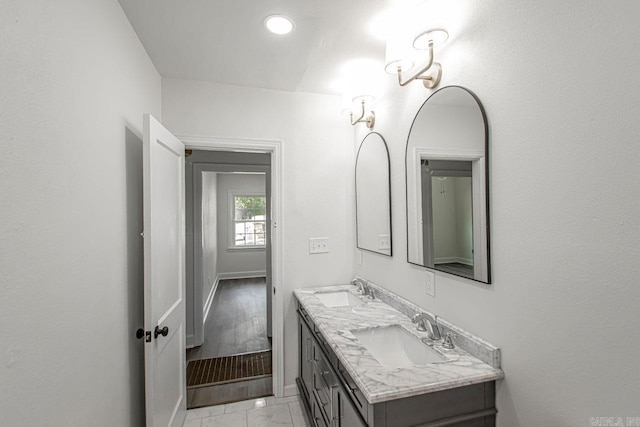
[356,132,392,256]
[406,86,490,283]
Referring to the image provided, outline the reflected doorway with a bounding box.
[421,159,474,280]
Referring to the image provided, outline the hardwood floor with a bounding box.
[435,262,474,279]
[187,277,271,361]
[186,277,272,408]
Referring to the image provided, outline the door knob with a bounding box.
[136,328,152,343]
[154,325,169,339]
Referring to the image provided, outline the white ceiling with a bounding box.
[118,0,390,95]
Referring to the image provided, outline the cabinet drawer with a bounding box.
[316,356,337,389]
[299,305,312,324]
[313,325,335,363]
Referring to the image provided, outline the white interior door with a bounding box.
[143,113,186,427]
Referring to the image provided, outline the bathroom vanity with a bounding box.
[295,282,503,426]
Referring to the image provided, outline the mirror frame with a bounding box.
[355,132,393,257]
[405,86,491,283]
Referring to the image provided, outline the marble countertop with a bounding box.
[294,284,504,404]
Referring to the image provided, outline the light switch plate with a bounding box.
[309,237,329,254]
[425,270,435,297]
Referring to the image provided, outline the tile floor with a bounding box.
[183,394,311,427]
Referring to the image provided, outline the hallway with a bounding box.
[187,277,272,408]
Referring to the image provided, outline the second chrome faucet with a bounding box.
[411,313,442,341]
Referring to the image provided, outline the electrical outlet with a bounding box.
[309,237,329,254]
[425,270,435,297]
[357,250,363,266]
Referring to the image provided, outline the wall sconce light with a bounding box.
[342,95,375,129]
[385,29,448,89]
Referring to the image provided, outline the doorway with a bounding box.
[186,157,271,407]
[420,158,479,281]
[179,137,284,410]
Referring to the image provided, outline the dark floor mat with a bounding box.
[186,350,272,388]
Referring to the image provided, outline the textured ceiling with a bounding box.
[118,0,389,95]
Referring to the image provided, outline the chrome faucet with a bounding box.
[351,278,367,294]
[411,313,441,340]
[351,278,375,300]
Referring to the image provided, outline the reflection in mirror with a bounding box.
[406,86,490,283]
[356,132,392,256]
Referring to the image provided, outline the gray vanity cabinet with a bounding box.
[298,306,366,427]
[296,300,497,427]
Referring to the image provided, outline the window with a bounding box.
[230,193,266,248]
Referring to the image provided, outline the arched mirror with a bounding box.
[406,86,490,283]
[356,132,392,256]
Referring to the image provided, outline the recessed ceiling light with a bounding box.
[265,15,294,35]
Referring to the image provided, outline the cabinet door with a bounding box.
[337,361,368,423]
[336,388,366,427]
[299,318,314,400]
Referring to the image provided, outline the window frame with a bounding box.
[227,190,267,250]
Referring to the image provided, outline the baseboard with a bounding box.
[434,257,457,265]
[217,270,267,280]
[456,257,473,266]
[203,276,219,325]
[283,383,299,398]
[434,257,473,266]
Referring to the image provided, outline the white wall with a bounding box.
[216,173,267,275]
[162,79,355,390]
[355,0,640,425]
[202,172,218,303]
[0,1,161,425]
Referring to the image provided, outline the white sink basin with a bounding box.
[315,291,365,308]
[352,325,445,369]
